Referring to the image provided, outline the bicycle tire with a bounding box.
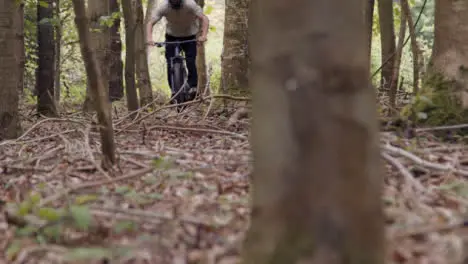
[172,61,186,112]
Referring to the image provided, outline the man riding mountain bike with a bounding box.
[146,0,209,102]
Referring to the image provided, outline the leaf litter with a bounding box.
[0,100,468,263]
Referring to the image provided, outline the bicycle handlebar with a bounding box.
[148,39,198,47]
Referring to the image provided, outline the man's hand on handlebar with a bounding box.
[197,35,207,43]
[146,40,156,46]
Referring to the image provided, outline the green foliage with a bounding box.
[400,72,468,127]
[70,205,93,231]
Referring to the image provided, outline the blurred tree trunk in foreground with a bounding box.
[72,0,116,167]
[243,0,384,263]
[0,0,22,139]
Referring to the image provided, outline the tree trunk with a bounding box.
[83,0,110,112]
[135,0,153,106]
[243,0,384,263]
[430,0,468,108]
[72,0,116,167]
[389,8,407,113]
[195,0,208,96]
[14,0,25,94]
[378,0,396,91]
[109,0,124,101]
[220,0,249,95]
[0,0,22,140]
[365,0,375,60]
[122,0,139,116]
[54,0,62,103]
[401,0,421,94]
[36,0,57,116]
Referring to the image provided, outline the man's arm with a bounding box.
[197,12,209,42]
[146,7,165,44]
[187,0,209,42]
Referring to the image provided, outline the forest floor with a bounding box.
[0,98,467,264]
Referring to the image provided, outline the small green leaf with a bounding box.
[209,25,216,32]
[204,5,214,15]
[70,206,92,231]
[116,185,131,194]
[18,200,32,216]
[146,193,163,200]
[43,225,62,241]
[75,194,98,205]
[37,207,63,221]
[38,0,48,8]
[114,221,136,234]
[6,240,22,261]
[66,247,112,261]
[29,192,42,205]
[16,226,37,237]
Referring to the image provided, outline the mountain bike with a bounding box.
[150,39,197,112]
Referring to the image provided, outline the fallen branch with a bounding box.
[146,125,247,140]
[383,144,468,176]
[382,152,427,194]
[39,167,154,207]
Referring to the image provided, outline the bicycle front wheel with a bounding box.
[172,61,186,112]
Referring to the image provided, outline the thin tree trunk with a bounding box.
[109,0,124,101]
[122,0,139,116]
[71,0,116,167]
[135,0,153,106]
[0,0,22,139]
[243,0,384,262]
[83,0,110,112]
[378,0,396,91]
[36,0,57,116]
[15,0,25,94]
[54,0,62,103]
[365,0,375,62]
[389,8,407,113]
[195,0,208,96]
[401,0,420,94]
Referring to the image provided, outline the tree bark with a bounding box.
[243,0,384,263]
[220,0,249,95]
[54,0,62,103]
[135,0,153,106]
[401,0,421,94]
[430,0,468,108]
[365,0,375,61]
[122,0,139,116]
[14,0,25,94]
[109,0,124,101]
[83,0,110,112]
[0,0,22,140]
[389,7,407,113]
[71,0,116,167]
[378,0,396,91]
[195,0,208,96]
[36,0,57,116]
